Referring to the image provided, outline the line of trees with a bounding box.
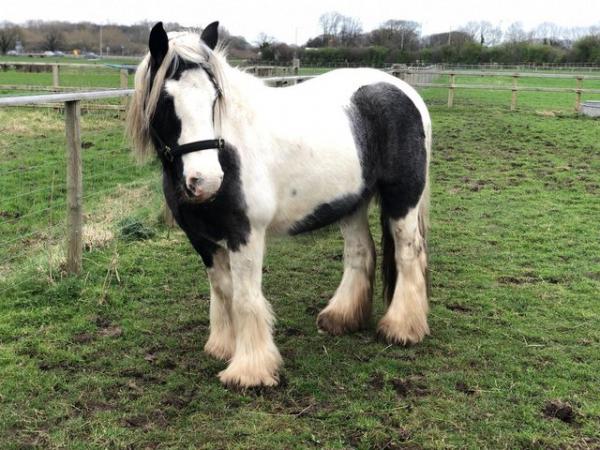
[0,20,253,57]
[265,13,600,66]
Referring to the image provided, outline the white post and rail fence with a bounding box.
[392,68,600,111]
[1,68,598,274]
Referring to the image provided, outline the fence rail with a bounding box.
[394,68,600,110]
[0,89,132,106]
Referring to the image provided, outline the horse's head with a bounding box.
[129,22,225,203]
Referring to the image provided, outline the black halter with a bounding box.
[150,61,226,163]
[150,126,225,163]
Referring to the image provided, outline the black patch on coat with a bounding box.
[289,191,367,235]
[160,142,251,260]
[348,82,427,220]
[150,85,250,267]
[289,82,426,236]
[171,59,202,81]
[348,82,428,304]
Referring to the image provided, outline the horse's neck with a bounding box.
[220,65,272,136]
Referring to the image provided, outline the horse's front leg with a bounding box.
[218,228,282,387]
[204,247,236,361]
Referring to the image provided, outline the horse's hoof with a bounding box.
[204,338,235,361]
[316,298,371,336]
[376,317,429,346]
[317,309,359,335]
[218,367,279,388]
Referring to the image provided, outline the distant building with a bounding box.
[15,40,24,55]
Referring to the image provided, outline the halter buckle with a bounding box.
[164,145,174,162]
[217,138,225,150]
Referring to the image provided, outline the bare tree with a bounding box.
[460,21,480,41]
[0,23,20,54]
[479,21,503,46]
[339,15,362,46]
[43,27,64,51]
[504,22,528,43]
[533,22,562,44]
[319,11,343,37]
[255,32,275,48]
[318,12,363,47]
[255,32,276,60]
[379,20,421,50]
[460,21,502,46]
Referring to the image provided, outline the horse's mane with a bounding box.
[126,31,228,162]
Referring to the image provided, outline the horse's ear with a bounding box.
[149,22,168,67]
[201,21,219,50]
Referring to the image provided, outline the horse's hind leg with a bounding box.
[317,203,375,335]
[377,204,429,345]
[204,248,236,361]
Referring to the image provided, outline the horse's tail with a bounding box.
[380,207,397,306]
[381,120,431,306]
[421,119,432,300]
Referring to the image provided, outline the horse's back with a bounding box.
[289,68,430,129]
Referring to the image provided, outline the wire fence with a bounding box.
[0,101,160,298]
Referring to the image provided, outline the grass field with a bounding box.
[0,78,599,448]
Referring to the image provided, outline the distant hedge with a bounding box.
[295,37,600,66]
[299,46,399,67]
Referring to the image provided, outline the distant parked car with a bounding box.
[54,51,65,57]
[43,51,55,57]
[84,52,100,59]
[7,50,18,56]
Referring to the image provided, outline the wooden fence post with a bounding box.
[448,73,455,108]
[65,100,83,274]
[52,64,60,89]
[163,204,176,228]
[575,77,583,111]
[120,69,129,106]
[511,74,518,111]
[120,69,128,89]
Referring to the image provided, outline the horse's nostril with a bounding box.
[185,175,205,197]
[187,175,204,189]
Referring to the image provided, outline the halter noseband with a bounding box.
[150,62,226,163]
[150,126,225,162]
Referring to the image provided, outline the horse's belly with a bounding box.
[267,153,365,235]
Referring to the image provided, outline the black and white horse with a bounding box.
[127,22,432,387]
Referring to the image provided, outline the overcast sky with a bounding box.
[4,0,600,45]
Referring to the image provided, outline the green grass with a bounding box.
[0,55,140,91]
[0,67,134,90]
[0,86,599,448]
